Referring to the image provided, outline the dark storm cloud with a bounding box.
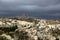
[0,0,60,18]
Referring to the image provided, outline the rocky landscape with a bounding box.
[0,17,60,40]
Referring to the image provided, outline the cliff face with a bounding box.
[0,18,60,40]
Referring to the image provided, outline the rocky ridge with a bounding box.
[0,17,60,40]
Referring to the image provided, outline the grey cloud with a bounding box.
[0,0,60,19]
[0,0,60,10]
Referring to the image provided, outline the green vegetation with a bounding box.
[0,25,18,32]
[18,31,29,40]
[0,30,4,35]
[52,28,60,37]
[0,36,8,40]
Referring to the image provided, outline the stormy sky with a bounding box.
[0,0,60,19]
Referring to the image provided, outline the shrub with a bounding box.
[0,36,8,40]
[0,25,18,32]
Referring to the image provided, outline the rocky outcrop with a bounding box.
[0,18,60,40]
